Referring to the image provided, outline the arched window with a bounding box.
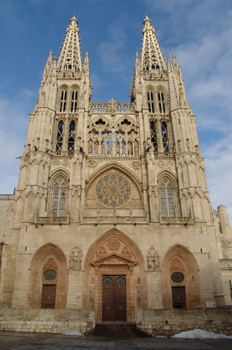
[60,90,67,112]
[56,121,64,152]
[68,120,75,152]
[158,91,165,114]
[71,90,78,112]
[147,90,155,113]
[161,121,169,152]
[150,121,158,152]
[160,179,174,217]
[53,177,66,217]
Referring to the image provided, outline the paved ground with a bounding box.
[0,331,231,350]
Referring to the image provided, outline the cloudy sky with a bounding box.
[0,0,231,222]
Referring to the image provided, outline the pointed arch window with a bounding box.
[160,179,174,217]
[60,90,67,112]
[150,121,158,152]
[147,90,155,113]
[158,91,165,114]
[161,121,169,153]
[56,121,64,152]
[68,120,75,152]
[53,177,66,217]
[71,90,78,112]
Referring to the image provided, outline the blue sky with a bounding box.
[0,0,232,222]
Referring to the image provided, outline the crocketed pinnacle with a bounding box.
[57,16,82,72]
[141,16,166,73]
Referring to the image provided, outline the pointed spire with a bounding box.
[141,16,166,73]
[57,16,82,73]
[41,50,53,85]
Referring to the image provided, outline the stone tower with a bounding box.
[0,16,231,332]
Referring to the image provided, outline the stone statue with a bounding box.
[88,140,93,154]
[147,247,160,272]
[107,141,111,155]
[128,142,132,155]
[134,142,139,156]
[69,248,82,271]
[94,142,98,155]
[186,138,190,151]
[101,141,105,155]
[121,142,125,155]
[116,141,120,155]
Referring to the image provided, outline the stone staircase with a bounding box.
[85,323,152,338]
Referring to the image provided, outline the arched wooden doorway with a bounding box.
[27,243,68,309]
[83,228,147,322]
[161,244,201,309]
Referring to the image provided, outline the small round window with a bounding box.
[171,272,184,283]
[43,270,57,281]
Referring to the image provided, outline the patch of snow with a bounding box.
[172,329,232,339]
[63,330,84,336]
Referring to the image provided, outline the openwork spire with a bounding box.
[57,16,82,72]
[141,16,166,73]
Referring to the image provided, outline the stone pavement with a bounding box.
[0,331,232,350]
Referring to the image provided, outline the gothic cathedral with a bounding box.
[0,16,232,332]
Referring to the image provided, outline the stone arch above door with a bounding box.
[83,228,147,322]
[161,244,201,309]
[27,243,68,309]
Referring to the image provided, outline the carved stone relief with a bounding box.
[147,247,160,272]
[69,247,82,271]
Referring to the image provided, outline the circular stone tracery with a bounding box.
[95,174,132,208]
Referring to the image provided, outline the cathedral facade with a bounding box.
[0,16,232,327]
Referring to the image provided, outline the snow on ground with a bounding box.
[62,330,84,336]
[172,329,232,339]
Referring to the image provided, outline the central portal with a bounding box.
[102,275,126,322]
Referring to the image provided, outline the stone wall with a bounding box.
[138,307,232,336]
[0,308,94,334]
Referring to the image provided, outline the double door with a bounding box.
[102,275,126,322]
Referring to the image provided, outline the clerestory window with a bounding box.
[158,91,165,114]
[68,120,75,152]
[150,121,158,152]
[56,121,64,152]
[53,177,66,217]
[161,121,169,153]
[160,179,174,217]
[71,90,78,112]
[147,90,155,113]
[60,90,67,112]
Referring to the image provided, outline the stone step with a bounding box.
[85,323,152,338]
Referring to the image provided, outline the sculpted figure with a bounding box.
[88,140,93,154]
[128,142,132,155]
[101,141,105,155]
[121,142,125,155]
[94,142,98,155]
[116,141,120,155]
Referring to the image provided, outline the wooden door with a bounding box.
[41,284,56,308]
[172,286,186,308]
[102,275,126,322]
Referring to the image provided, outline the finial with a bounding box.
[143,15,151,25]
[70,15,78,26]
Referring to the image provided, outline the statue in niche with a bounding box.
[69,248,82,271]
[145,137,152,152]
[147,247,159,272]
[88,140,93,154]
[177,140,182,153]
[186,138,190,151]
[128,142,132,155]
[94,142,99,155]
[116,141,120,155]
[107,141,111,155]
[195,145,201,156]
[134,142,139,156]
[101,141,105,155]
[121,142,125,155]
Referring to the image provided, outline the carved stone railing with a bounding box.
[0,194,14,199]
[81,216,148,225]
[91,102,132,114]
[219,259,232,269]
[35,216,69,225]
[160,216,193,225]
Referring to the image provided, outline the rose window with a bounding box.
[95,174,131,208]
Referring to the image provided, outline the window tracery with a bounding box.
[60,90,67,112]
[56,120,64,152]
[71,90,78,112]
[147,90,155,113]
[150,121,158,152]
[158,91,165,114]
[53,177,67,217]
[68,120,75,152]
[161,121,169,152]
[159,178,175,217]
